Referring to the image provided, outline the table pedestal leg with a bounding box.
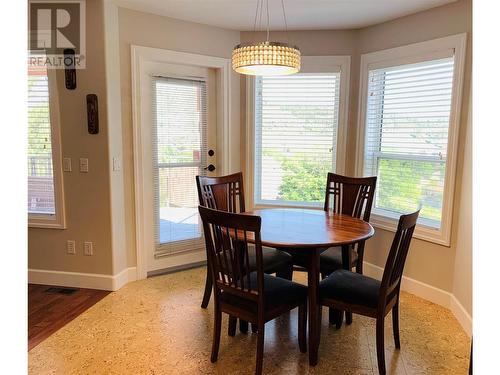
[308,248,320,365]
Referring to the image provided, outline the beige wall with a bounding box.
[241,0,472,307]
[117,8,241,267]
[28,0,114,275]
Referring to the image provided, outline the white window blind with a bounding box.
[152,77,207,254]
[363,57,455,227]
[254,73,341,206]
[28,61,55,215]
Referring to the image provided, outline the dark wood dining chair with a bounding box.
[291,172,377,325]
[196,172,293,311]
[318,210,420,375]
[322,172,377,326]
[199,205,307,375]
[321,173,377,277]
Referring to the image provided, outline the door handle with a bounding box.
[204,164,216,172]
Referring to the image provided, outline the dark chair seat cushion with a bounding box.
[248,246,292,273]
[319,269,380,308]
[220,272,307,312]
[320,246,358,274]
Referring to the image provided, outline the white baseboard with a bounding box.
[28,267,137,291]
[363,262,472,336]
[450,294,472,336]
[112,267,137,290]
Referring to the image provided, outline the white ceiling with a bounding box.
[115,0,457,31]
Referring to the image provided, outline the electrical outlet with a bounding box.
[84,241,93,256]
[79,158,89,172]
[67,240,76,255]
[63,157,72,172]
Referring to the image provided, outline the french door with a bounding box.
[145,63,217,274]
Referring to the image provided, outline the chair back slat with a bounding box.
[196,172,245,213]
[243,230,252,291]
[380,210,420,306]
[199,205,263,302]
[323,173,377,222]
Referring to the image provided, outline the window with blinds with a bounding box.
[28,61,55,215]
[363,57,455,227]
[152,77,207,253]
[254,73,341,206]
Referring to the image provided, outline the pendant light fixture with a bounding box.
[232,0,300,76]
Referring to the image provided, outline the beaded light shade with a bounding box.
[232,41,301,76]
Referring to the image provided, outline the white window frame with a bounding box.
[355,34,467,246]
[246,55,351,209]
[28,67,66,229]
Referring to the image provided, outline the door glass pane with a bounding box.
[152,77,207,248]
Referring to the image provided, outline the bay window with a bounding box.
[356,34,467,245]
[249,56,350,208]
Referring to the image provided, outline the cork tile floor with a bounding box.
[28,267,470,374]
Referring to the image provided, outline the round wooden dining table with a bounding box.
[242,208,374,366]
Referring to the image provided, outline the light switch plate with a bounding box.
[112,157,121,172]
[84,241,93,256]
[67,240,76,255]
[79,158,89,172]
[63,157,72,172]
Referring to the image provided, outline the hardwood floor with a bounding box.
[28,284,110,351]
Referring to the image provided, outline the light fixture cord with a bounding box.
[253,0,291,44]
[259,0,264,35]
[281,0,291,45]
[266,0,270,42]
[253,0,260,33]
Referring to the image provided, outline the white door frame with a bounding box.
[131,45,232,279]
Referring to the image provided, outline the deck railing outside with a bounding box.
[28,155,55,214]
